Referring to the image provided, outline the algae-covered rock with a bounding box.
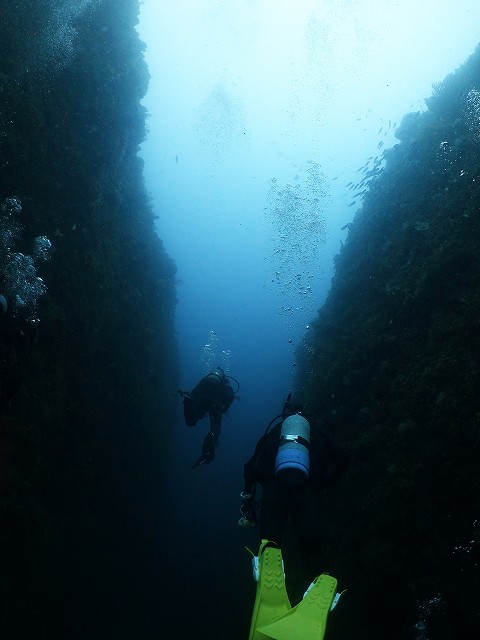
[0,2,178,638]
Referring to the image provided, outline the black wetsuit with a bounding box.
[183,371,235,465]
[243,419,350,577]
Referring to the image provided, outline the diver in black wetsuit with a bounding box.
[178,367,238,468]
[239,395,350,580]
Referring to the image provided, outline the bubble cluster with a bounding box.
[200,330,218,372]
[33,236,53,262]
[0,197,52,324]
[2,197,22,215]
[220,349,231,372]
[200,330,232,373]
[465,88,480,141]
[265,160,328,323]
[33,0,96,75]
[435,140,453,172]
[3,254,46,317]
[195,82,246,161]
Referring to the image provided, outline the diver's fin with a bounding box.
[191,455,204,469]
[248,541,291,640]
[256,573,337,640]
[191,451,214,469]
[191,453,207,469]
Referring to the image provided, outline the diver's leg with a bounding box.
[259,480,289,546]
[191,431,216,468]
[201,430,216,461]
[291,484,324,581]
[200,411,222,462]
[209,410,222,439]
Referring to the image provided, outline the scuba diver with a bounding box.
[239,394,350,640]
[0,294,36,411]
[239,393,350,580]
[178,367,239,468]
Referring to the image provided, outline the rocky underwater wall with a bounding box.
[297,45,480,639]
[0,1,178,638]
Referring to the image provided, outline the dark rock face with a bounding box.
[0,2,178,638]
[297,45,480,640]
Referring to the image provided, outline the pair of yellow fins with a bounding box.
[248,540,342,640]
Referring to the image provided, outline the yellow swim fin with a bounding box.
[256,573,337,640]
[248,540,291,640]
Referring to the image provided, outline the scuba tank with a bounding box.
[275,413,310,485]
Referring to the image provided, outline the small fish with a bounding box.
[175,154,178,164]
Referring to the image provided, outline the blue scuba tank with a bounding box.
[274,414,310,485]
